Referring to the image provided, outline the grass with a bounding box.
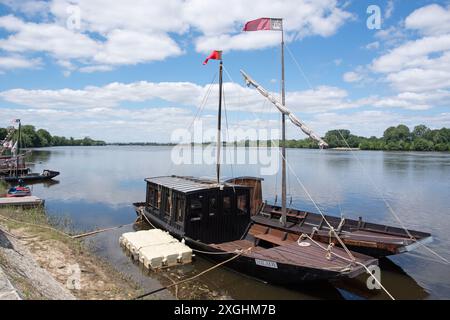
[0,206,83,253]
[0,180,7,195]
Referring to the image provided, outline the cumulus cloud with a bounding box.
[0,0,352,72]
[0,79,363,116]
[0,55,42,70]
[343,71,362,83]
[343,2,450,112]
[405,4,450,36]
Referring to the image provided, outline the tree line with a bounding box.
[282,124,450,151]
[0,125,106,148]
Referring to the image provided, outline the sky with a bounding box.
[0,0,449,143]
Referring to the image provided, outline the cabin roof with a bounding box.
[145,175,247,194]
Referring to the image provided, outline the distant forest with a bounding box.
[1,124,449,151]
[230,124,449,152]
[282,124,450,151]
[0,125,106,147]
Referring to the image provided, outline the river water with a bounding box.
[25,146,449,299]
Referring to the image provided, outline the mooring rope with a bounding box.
[299,233,395,300]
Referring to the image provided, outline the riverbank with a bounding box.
[0,206,143,300]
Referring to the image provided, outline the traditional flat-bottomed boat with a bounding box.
[134,175,378,284]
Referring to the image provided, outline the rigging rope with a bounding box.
[285,43,449,266]
[299,233,395,300]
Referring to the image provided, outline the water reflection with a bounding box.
[26,146,450,299]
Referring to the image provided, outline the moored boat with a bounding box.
[3,169,60,183]
[134,175,377,284]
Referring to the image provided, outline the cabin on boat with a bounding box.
[143,176,263,244]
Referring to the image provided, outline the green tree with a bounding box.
[412,125,430,139]
[412,138,434,151]
[37,128,52,147]
[0,128,7,141]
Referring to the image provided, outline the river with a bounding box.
[25,146,450,299]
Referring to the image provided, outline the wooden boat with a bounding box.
[1,119,60,183]
[252,202,431,258]
[3,169,60,183]
[238,71,433,258]
[134,175,378,285]
[133,54,380,285]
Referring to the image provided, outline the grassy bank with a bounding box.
[0,206,144,300]
[0,181,7,195]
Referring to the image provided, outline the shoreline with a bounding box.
[0,206,144,300]
[0,206,224,300]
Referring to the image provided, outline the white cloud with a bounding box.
[0,15,100,60]
[405,4,450,36]
[365,41,379,50]
[0,80,362,115]
[373,90,450,110]
[343,4,450,96]
[0,0,353,72]
[0,55,42,70]
[371,34,450,74]
[343,71,362,83]
[92,29,183,65]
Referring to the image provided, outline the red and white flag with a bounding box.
[243,18,283,32]
[203,50,222,65]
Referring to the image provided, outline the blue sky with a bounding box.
[0,0,449,142]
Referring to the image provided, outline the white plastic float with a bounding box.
[119,229,192,270]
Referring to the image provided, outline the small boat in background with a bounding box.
[3,169,60,183]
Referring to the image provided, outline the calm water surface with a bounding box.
[25,146,450,299]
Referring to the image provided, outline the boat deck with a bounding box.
[210,238,376,272]
[252,208,432,256]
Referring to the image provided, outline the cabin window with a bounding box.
[190,195,203,221]
[175,196,185,223]
[147,185,156,207]
[223,196,232,215]
[156,188,161,209]
[237,194,248,215]
[164,191,172,217]
[209,196,217,216]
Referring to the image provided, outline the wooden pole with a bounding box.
[216,60,223,184]
[281,25,287,226]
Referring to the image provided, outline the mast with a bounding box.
[216,61,223,184]
[280,25,287,226]
[16,119,21,178]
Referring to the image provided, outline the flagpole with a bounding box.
[16,119,21,178]
[216,60,223,184]
[280,22,287,226]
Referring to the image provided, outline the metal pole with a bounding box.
[281,27,287,226]
[216,61,223,184]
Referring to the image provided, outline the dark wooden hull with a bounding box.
[258,204,433,257]
[135,204,374,285]
[3,170,59,183]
